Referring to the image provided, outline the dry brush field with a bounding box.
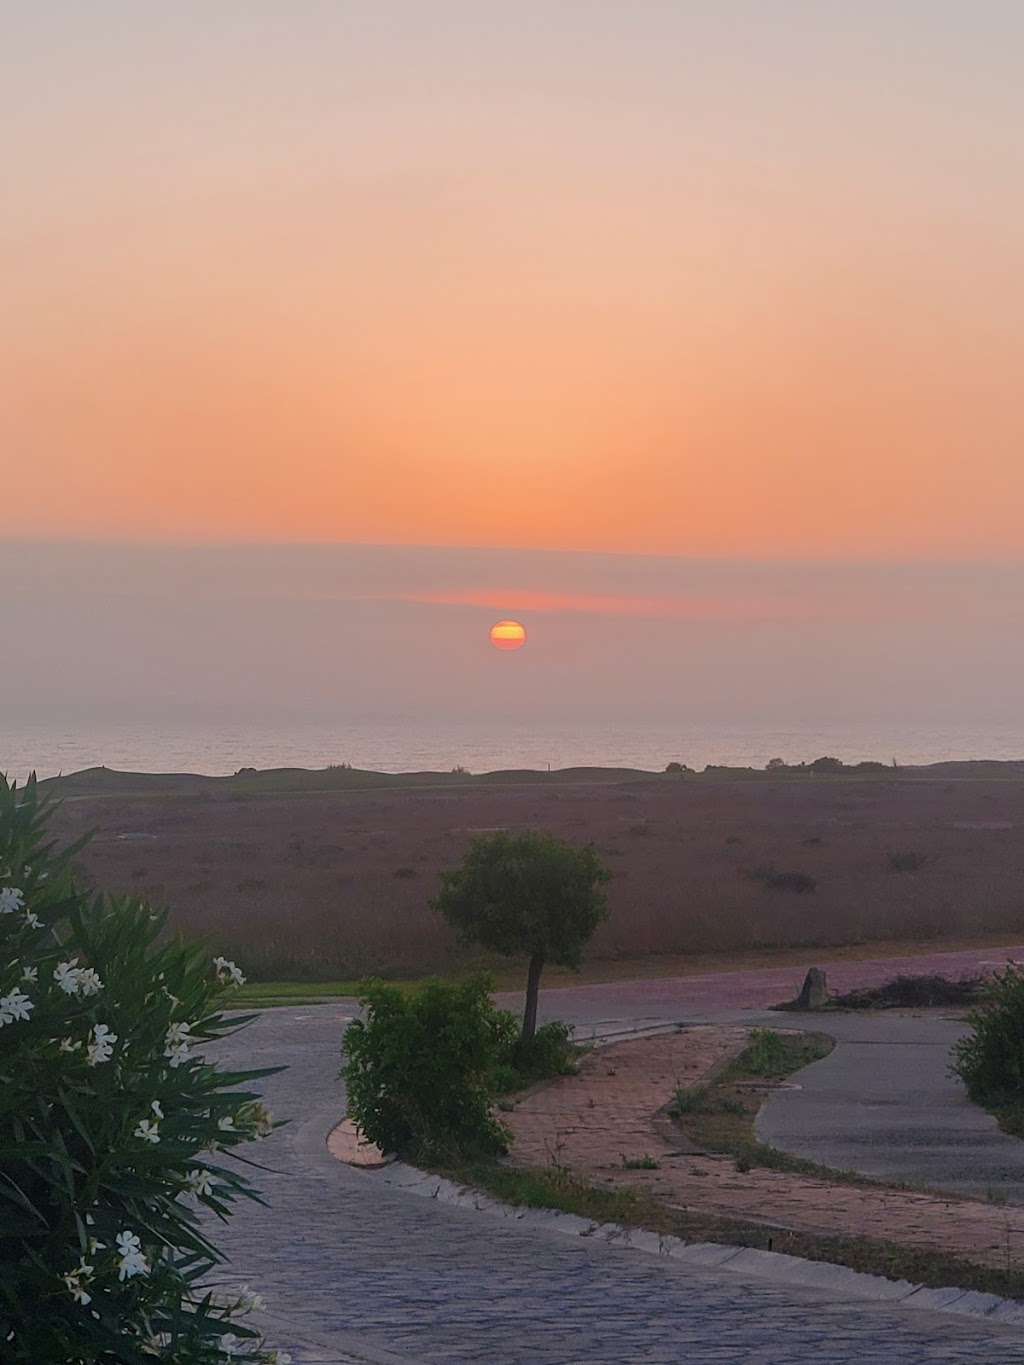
[49,776,1024,980]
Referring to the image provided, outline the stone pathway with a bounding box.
[505,1029,1024,1271]
[211,1004,1024,1363]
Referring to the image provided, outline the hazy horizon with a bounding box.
[4,539,1023,730]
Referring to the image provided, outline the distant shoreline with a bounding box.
[28,756,1024,800]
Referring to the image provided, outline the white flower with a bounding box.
[242,1101,275,1139]
[185,1168,215,1197]
[58,1036,82,1053]
[77,967,103,996]
[213,956,246,987]
[165,1020,191,1046]
[23,910,41,930]
[151,1099,164,1119]
[115,1229,149,1280]
[165,1041,189,1068]
[219,1334,239,1358]
[217,1115,236,1132]
[54,960,83,994]
[86,1023,117,1066]
[0,886,24,915]
[0,988,33,1026]
[236,1283,265,1313]
[133,1118,160,1144]
[54,960,102,996]
[62,1261,93,1305]
[21,965,38,983]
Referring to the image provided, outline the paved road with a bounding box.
[212,1003,1024,1364]
[755,1012,1024,1203]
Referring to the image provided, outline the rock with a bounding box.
[795,967,828,1009]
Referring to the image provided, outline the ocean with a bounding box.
[2,717,1023,784]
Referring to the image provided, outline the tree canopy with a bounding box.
[431,829,611,1041]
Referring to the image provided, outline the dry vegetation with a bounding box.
[47,774,1024,980]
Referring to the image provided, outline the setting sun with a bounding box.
[489,619,527,651]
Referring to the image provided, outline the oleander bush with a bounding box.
[341,976,512,1160]
[0,776,287,1365]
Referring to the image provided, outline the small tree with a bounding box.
[431,831,611,1044]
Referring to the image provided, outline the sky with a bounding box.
[3,4,1023,735]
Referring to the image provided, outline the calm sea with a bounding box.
[2,718,1023,783]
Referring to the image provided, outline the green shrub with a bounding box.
[512,1020,579,1080]
[760,870,816,894]
[341,976,510,1160]
[739,1028,790,1076]
[952,965,1024,1108]
[670,1083,714,1115]
[0,776,284,1364]
[717,1095,746,1115]
[888,849,926,873]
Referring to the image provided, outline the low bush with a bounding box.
[748,868,817,894]
[833,974,983,1010]
[0,776,283,1365]
[512,1019,579,1081]
[738,1028,790,1077]
[952,964,1024,1108]
[888,849,926,873]
[669,1084,714,1115]
[341,976,511,1160]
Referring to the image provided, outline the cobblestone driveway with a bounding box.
[212,1004,1024,1364]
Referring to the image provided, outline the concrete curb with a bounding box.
[374,1159,1024,1328]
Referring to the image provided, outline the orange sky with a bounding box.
[4,3,1024,560]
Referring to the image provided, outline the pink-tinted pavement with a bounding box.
[497,943,1024,1025]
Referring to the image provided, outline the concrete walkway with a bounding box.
[211,996,1024,1363]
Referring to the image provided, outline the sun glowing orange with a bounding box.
[489,619,526,650]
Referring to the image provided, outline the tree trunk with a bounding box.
[521,952,545,1045]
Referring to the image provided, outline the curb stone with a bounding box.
[375,1159,1024,1328]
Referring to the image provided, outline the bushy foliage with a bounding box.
[738,1028,789,1077]
[887,849,926,873]
[952,964,1024,1108]
[490,1019,580,1094]
[341,977,510,1160]
[747,867,816,894]
[512,1020,578,1079]
[0,777,285,1364]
